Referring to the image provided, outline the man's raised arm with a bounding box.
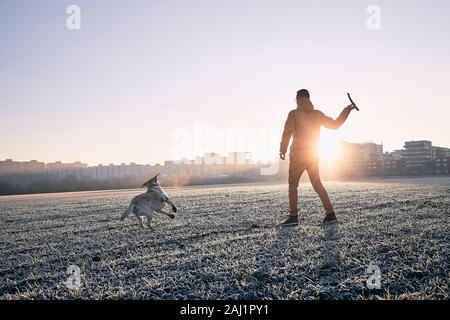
[317,105,354,130]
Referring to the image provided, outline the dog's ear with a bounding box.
[141,179,149,188]
[154,173,160,180]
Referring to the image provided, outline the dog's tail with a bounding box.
[121,203,135,221]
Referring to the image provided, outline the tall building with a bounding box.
[0,159,46,174]
[204,153,224,165]
[431,145,450,175]
[403,140,433,174]
[338,142,383,176]
[434,157,449,175]
[389,149,404,159]
[339,142,383,161]
[0,159,20,174]
[46,161,87,170]
[226,152,251,165]
[432,146,450,158]
[380,153,406,176]
[88,162,153,180]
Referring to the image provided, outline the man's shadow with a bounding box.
[243,222,341,298]
[243,226,296,298]
[321,222,341,269]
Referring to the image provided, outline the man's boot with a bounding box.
[323,212,337,223]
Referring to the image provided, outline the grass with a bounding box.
[0,178,449,299]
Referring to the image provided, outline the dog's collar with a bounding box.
[147,185,162,191]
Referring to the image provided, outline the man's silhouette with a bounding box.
[279,89,356,226]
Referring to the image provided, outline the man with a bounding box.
[279,89,356,226]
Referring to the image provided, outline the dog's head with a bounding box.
[141,174,160,189]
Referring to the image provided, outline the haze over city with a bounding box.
[1,0,450,166]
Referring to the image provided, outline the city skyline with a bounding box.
[1,138,448,168]
[1,139,449,195]
[1,1,450,165]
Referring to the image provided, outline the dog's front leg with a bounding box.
[165,200,178,212]
[137,216,145,229]
[156,209,175,219]
[146,215,154,230]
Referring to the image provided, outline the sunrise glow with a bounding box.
[318,132,340,162]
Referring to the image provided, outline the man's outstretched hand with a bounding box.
[345,104,358,112]
[279,152,286,160]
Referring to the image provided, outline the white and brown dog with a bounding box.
[120,174,178,229]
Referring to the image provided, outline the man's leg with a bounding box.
[306,162,335,219]
[288,158,306,216]
[279,158,306,226]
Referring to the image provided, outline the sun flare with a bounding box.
[318,132,340,162]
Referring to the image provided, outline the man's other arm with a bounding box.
[279,110,296,158]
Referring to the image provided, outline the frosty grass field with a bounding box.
[0,177,449,300]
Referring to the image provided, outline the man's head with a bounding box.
[296,89,314,112]
[296,89,310,100]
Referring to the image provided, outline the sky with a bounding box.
[1,0,450,165]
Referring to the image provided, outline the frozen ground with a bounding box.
[0,177,449,300]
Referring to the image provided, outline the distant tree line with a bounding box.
[0,175,144,195]
[0,173,283,196]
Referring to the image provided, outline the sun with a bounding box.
[318,131,340,162]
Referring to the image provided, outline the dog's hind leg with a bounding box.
[156,209,175,219]
[134,205,152,229]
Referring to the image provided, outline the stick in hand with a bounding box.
[347,93,360,111]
